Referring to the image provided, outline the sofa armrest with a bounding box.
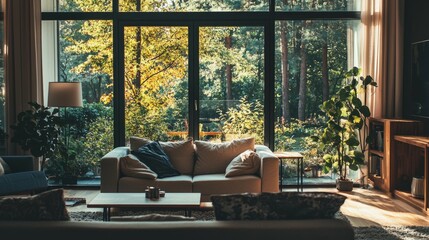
[1,155,34,173]
[0,171,48,196]
[255,145,279,193]
[100,147,130,193]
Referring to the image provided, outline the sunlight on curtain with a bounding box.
[360,0,382,118]
[360,0,404,118]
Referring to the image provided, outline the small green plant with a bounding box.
[218,97,264,143]
[313,67,377,181]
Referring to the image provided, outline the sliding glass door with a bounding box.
[123,25,189,142]
[121,23,265,144]
[198,26,265,143]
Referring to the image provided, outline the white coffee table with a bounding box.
[87,192,201,221]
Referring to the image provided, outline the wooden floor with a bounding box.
[63,187,429,227]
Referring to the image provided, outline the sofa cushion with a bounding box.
[130,136,152,152]
[118,175,193,193]
[194,138,255,175]
[225,150,261,177]
[0,170,48,196]
[131,141,180,179]
[210,192,346,220]
[120,154,157,179]
[159,138,195,175]
[0,188,70,221]
[193,174,261,201]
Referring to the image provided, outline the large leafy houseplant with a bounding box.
[10,102,61,170]
[313,67,377,191]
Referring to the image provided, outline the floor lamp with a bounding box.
[48,82,83,183]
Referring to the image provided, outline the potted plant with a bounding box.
[313,67,377,191]
[10,102,61,170]
[44,141,91,184]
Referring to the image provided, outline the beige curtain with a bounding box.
[361,0,404,118]
[4,0,43,155]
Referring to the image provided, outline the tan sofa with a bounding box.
[101,143,280,201]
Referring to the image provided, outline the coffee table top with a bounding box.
[87,192,201,208]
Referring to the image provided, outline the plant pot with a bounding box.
[336,179,353,191]
[62,176,78,185]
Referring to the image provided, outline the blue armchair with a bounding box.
[0,156,48,196]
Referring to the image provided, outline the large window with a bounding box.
[42,0,362,185]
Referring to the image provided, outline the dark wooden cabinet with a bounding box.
[367,118,423,193]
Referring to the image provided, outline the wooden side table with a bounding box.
[275,152,304,192]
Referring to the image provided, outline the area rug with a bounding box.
[69,211,429,239]
[354,226,429,240]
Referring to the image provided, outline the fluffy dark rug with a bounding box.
[69,210,429,239]
[354,226,429,240]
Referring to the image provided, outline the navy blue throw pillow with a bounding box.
[131,141,180,179]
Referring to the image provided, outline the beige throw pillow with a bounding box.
[129,136,152,151]
[120,154,157,179]
[160,138,195,175]
[225,150,261,177]
[193,137,255,175]
[0,162,4,176]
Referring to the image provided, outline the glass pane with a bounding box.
[124,26,189,142]
[274,20,360,185]
[42,0,112,12]
[42,20,114,181]
[120,0,269,12]
[199,26,264,143]
[276,0,361,11]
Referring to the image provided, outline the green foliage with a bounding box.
[44,102,113,178]
[313,67,377,180]
[81,116,114,169]
[45,141,91,178]
[10,102,61,170]
[218,97,263,144]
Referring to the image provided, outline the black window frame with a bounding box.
[42,0,361,150]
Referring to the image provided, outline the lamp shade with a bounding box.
[48,82,83,107]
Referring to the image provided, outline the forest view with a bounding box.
[41,0,360,182]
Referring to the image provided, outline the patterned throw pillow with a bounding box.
[225,150,261,177]
[0,188,70,221]
[211,192,346,220]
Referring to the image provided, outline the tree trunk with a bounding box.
[134,2,142,91]
[322,28,329,102]
[298,40,307,121]
[280,21,290,123]
[225,31,233,108]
